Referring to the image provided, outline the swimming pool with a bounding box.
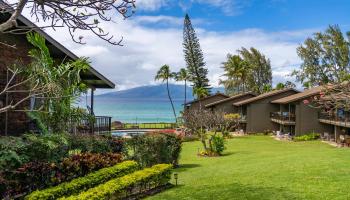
[112,129,149,137]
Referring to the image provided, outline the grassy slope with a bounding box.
[147,136,350,200]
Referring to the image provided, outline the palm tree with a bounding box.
[193,87,209,110]
[176,68,190,109]
[155,65,177,121]
[275,82,285,90]
[220,54,250,94]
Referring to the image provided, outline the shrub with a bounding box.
[0,136,28,170]
[0,134,125,172]
[2,161,58,196]
[128,133,182,167]
[211,135,226,155]
[68,134,125,154]
[294,133,320,141]
[182,135,199,142]
[1,153,123,199]
[59,153,123,179]
[60,164,173,200]
[23,133,70,163]
[25,161,138,200]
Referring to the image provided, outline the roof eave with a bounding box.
[7,11,115,89]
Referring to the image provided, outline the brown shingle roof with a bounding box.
[233,88,300,106]
[205,92,256,108]
[271,86,326,104]
[184,93,229,105]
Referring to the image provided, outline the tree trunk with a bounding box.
[184,79,187,110]
[0,0,28,32]
[208,137,213,153]
[208,130,217,153]
[201,135,207,151]
[167,79,177,122]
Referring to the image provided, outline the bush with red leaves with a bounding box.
[0,153,123,199]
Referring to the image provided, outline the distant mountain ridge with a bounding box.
[97,84,225,101]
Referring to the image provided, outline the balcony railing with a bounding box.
[270,112,296,125]
[76,116,112,134]
[319,112,350,128]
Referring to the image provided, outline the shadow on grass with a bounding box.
[221,152,235,156]
[221,151,251,157]
[230,136,250,139]
[175,164,201,172]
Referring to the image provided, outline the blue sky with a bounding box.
[137,0,350,32]
[39,0,350,92]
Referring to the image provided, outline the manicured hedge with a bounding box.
[61,164,173,200]
[25,161,138,200]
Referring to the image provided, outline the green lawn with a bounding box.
[147,136,350,200]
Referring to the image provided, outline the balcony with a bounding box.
[319,112,350,128]
[270,112,296,125]
[75,116,112,134]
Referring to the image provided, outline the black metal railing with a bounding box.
[121,123,177,130]
[76,116,112,134]
[319,112,350,125]
[94,116,112,133]
[270,112,295,122]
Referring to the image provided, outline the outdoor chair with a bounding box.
[322,132,330,141]
[339,135,346,147]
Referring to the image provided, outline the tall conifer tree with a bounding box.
[183,14,210,97]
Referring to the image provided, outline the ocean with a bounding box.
[82,98,185,123]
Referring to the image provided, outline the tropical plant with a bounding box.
[220,48,272,94]
[155,64,177,121]
[211,135,226,155]
[262,84,273,93]
[193,87,209,110]
[239,47,273,94]
[183,14,210,94]
[176,68,190,108]
[0,133,125,172]
[220,54,250,94]
[22,133,70,163]
[2,153,125,198]
[24,33,90,133]
[0,136,28,170]
[275,82,285,90]
[292,25,350,87]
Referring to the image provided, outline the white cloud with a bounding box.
[25,12,313,93]
[136,0,169,11]
[133,15,183,26]
[195,0,246,16]
[74,46,109,57]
